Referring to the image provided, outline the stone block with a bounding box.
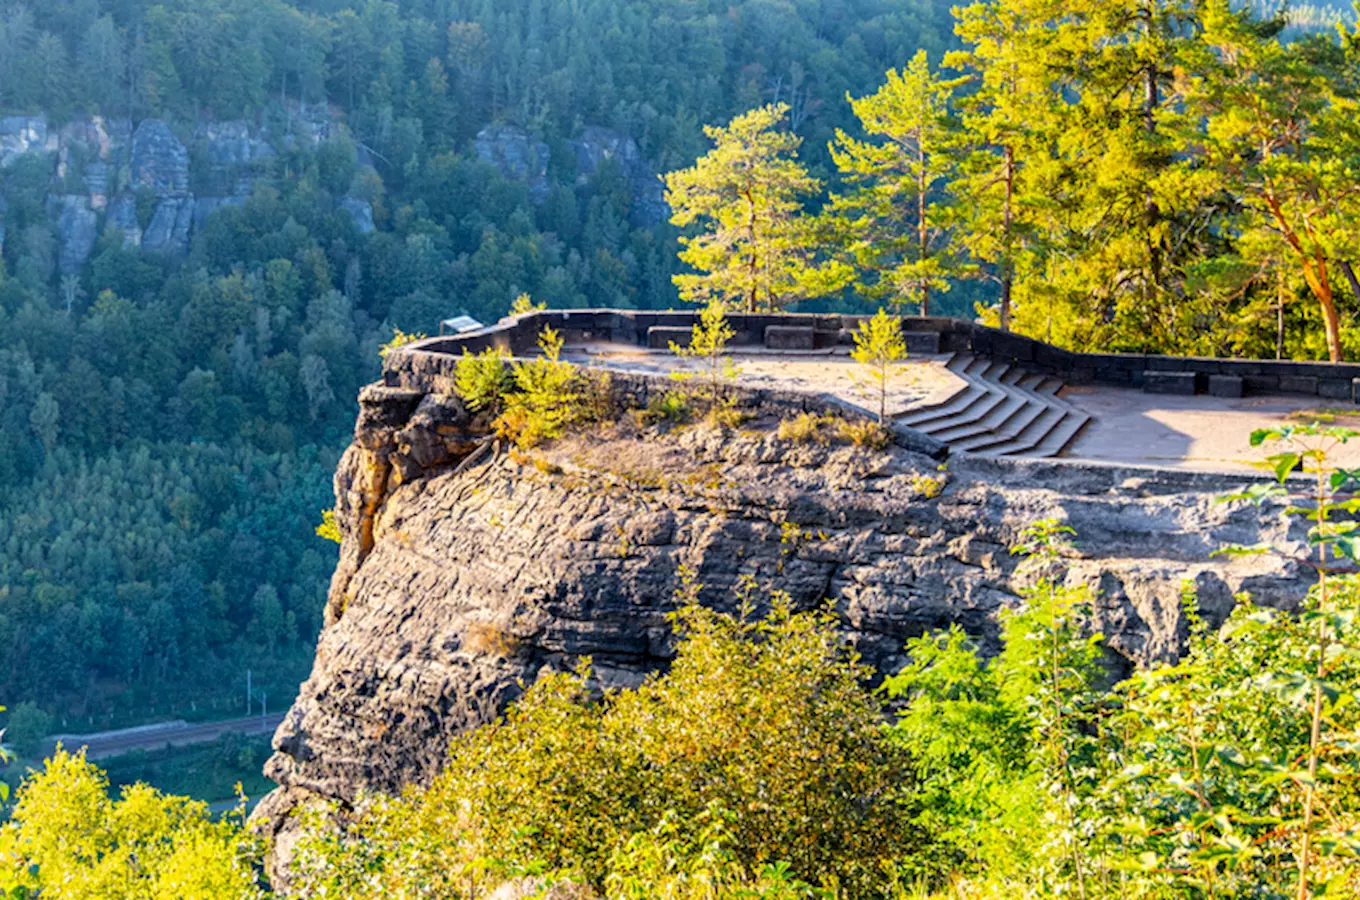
[1352,378,1360,405]
[1318,378,1352,401]
[1207,375,1243,398]
[904,331,941,354]
[1278,374,1319,395]
[648,326,694,350]
[1143,370,1197,395]
[764,325,815,350]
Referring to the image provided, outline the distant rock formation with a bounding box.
[474,122,668,226]
[0,109,353,271]
[474,124,551,202]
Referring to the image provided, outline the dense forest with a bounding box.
[0,0,1356,743]
[0,0,961,727]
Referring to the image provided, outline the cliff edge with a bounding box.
[252,370,1308,877]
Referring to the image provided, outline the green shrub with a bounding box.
[291,592,924,898]
[636,390,692,426]
[837,418,893,449]
[0,750,266,900]
[495,327,581,448]
[455,346,514,413]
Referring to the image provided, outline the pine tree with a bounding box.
[665,103,851,313]
[850,309,907,425]
[1196,0,1360,362]
[830,51,963,316]
[945,0,1061,331]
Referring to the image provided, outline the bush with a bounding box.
[495,327,581,448]
[292,593,925,898]
[776,412,835,444]
[635,390,692,426]
[0,750,266,900]
[837,419,893,449]
[455,346,514,413]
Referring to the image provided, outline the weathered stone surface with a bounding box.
[569,126,666,227]
[647,325,694,349]
[255,379,1310,878]
[765,325,816,350]
[107,194,142,248]
[142,194,195,254]
[131,119,190,195]
[1207,374,1243,399]
[340,196,375,233]
[1143,370,1197,395]
[193,195,246,230]
[475,125,551,202]
[45,194,99,273]
[0,115,48,167]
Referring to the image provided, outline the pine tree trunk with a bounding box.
[1001,144,1015,331]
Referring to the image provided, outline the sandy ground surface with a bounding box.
[1062,386,1360,473]
[568,343,959,417]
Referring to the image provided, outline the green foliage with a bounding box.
[0,750,266,900]
[637,390,693,426]
[290,593,923,898]
[665,106,853,312]
[379,327,428,360]
[454,347,514,414]
[669,299,741,406]
[4,702,53,758]
[829,52,966,315]
[510,293,547,317]
[495,328,581,449]
[314,508,341,545]
[850,310,908,425]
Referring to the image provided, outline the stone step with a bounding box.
[950,396,1051,452]
[897,383,987,428]
[1015,410,1092,458]
[913,364,1014,433]
[914,387,1007,435]
[929,392,1029,443]
[974,406,1068,457]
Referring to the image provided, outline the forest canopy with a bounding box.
[1,0,1358,735]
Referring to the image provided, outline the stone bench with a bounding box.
[1207,374,1243,398]
[904,331,941,355]
[648,326,695,350]
[1143,370,1197,395]
[764,325,815,350]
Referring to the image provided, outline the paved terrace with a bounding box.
[399,309,1360,474]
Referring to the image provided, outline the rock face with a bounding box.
[0,115,49,167]
[474,122,667,225]
[475,124,552,202]
[254,374,1310,879]
[0,108,348,267]
[569,126,667,227]
[130,119,191,194]
[45,195,99,274]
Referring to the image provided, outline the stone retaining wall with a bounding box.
[392,308,1360,403]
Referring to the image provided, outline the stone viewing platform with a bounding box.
[384,308,1360,473]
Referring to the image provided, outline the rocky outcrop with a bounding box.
[130,119,190,194]
[475,124,551,202]
[0,115,49,167]
[0,108,351,266]
[45,195,99,274]
[474,123,667,225]
[254,371,1309,878]
[569,126,667,226]
[340,196,375,234]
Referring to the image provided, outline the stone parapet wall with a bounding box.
[388,308,1360,403]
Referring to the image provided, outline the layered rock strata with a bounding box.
[254,370,1308,877]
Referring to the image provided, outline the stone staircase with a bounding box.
[897,353,1091,458]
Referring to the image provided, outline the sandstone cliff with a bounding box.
[254,374,1309,875]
